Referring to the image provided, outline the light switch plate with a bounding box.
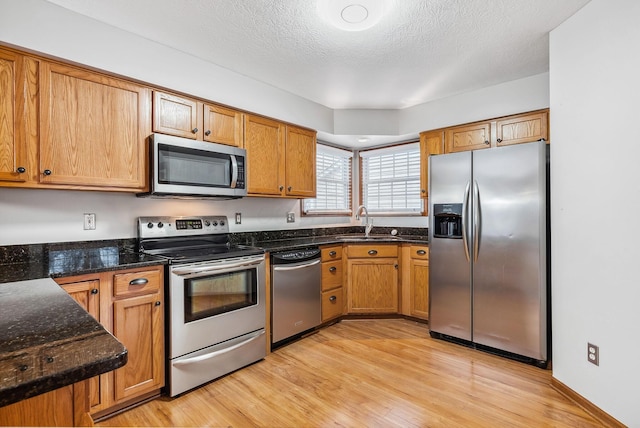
[286,212,295,223]
[84,213,96,230]
[235,213,242,224]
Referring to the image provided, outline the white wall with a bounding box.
[549,0,640,425]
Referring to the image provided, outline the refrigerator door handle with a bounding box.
[473,179,481,261]
[462,180,471,262]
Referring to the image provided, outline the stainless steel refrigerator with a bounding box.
[428,140,549,367]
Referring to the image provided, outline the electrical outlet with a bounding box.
[286,212,295,223]
[83,213,96,230]
[235,212,242,224]
[587,343,599,366]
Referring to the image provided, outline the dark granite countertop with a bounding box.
[0,278,127,407]
[254,234,428,253]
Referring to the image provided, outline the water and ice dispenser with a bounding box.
[433,203,463,238]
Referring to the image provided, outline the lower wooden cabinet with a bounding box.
[409,245,429,320]
[56,265,164,419]
[345,244,399,314]
[320,245,344,322]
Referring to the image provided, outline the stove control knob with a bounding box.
[147,222,154,229]
[157,222,164,228]
[211,221,218,226]
[204,220,211,227]
[220,220,226,226]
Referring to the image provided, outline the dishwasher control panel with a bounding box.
[271,248,321,264]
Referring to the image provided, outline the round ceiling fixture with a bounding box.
[318,0,392,32]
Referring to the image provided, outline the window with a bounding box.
[303,144,353,215]
[360,142,422,215]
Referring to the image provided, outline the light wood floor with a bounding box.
[97,319,603,427]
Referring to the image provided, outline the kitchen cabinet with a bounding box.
[345,244,399,314]
[408,245,429,320]
[320,245,344,322]
[419,129,444,214]
[39,61,150,190]
[56,265,164,419]
[495,110,548,147]
[152,91,244,147]
[445,121,491,153]
[244,114,316,198]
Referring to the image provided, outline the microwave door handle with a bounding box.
[230,155,238,188]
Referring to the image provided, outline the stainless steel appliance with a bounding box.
[270,248,322,345]
[137,133,247,199]
[138,216,265,396]
[428,140,549,367]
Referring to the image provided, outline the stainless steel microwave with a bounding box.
[138,133,247,199]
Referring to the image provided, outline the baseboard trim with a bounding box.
[550,377,625,427]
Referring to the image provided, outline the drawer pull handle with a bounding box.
[368,250,378,256]
[43,169,52,176]
[329,295,337,302]
[329,266,337,273]
[416,250,427,255]
[19,365,28,372]
[329,251,337,257]
[16,166,26,173]
[129,278,148,286]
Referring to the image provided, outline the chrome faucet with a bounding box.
[356,205,373,238]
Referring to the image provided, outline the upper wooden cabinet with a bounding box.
[244,114,316,198]
[495,110,548,147]
[152,91,244,147]
[419,129,444,210]
[40,61,150,190]
[0,48,32,183]
[445,121,491,153]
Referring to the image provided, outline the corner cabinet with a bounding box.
[56,265,164,419]
[244,114,316,198]
[152,91,244,147]
[39,61,151,190]
[345,244,399,314]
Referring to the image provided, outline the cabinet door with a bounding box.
[347,258,398,313]
[40,62,150,190]
[113,292,164,402]
[496,111,548,147]
[0,49,28,182]
[410,259,429,320]
[152,91,200,139]
[59,279,105,413]
[203,103,243,147]
[322,288,343,321]
[244,114,285,196]
[285,126,316,197]
[420,129,444,214]
[445,122,491,153]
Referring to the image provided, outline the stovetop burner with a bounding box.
[137,216,263,264]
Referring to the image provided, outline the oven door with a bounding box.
[168,254,266,360]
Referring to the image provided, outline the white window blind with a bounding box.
[360,142,422,215]
[303,144,353,215]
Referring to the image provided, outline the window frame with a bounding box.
[302,143,353,216]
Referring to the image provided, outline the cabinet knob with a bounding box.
[329,295,337,302]
[421,189,426,194]
[329,266,337,273]
[484,140,490,145]
[192,127,199,134]
[19,364,28,372]
[329,251,337,257]
[279,185,284,191]
[46,356,54,363]
[497,138,503,143]
[43,169,52,176]
[287,186,292,192]
[91,288,99,294]
[16,167,26,173]
[129,278,149,286]
[205,130,211,136]
[416,250,426,256]
[538,138,547,142]
[368,249,378,256]
[155,301,161,306]
[394,264,399,269]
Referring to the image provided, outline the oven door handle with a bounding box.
[172,258,263,276]
[173,330,265,367]
[272,259,321,271]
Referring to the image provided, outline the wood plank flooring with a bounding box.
[97,319,604,427]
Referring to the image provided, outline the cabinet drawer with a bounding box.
[113,269,161,297]
[346,244,398,258]
[322,288,343,321]
[321,260,342,291]
[321,245,342,262]
[410,246,429,261]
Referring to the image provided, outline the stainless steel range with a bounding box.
[138,216,266,397]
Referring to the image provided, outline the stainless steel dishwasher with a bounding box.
[271,248,322,345]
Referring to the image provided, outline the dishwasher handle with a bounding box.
[272,259,320,271]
